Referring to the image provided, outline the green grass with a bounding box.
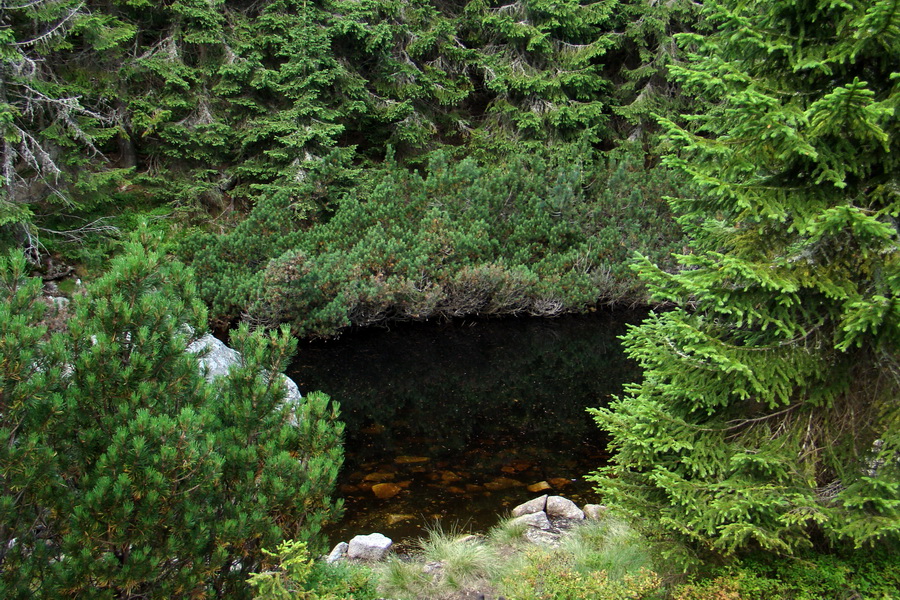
[370,514,663,600]
[494,515,662,600]
[559,516,655,580]
[487,514,529,549]
[256,516,900,600]
[376,523,501,599]
[419,527,499,590]
[377,557,428,600]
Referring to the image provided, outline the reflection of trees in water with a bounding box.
[288,311,645,461]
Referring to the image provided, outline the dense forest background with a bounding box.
[1,0,699,334]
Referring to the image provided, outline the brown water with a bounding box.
[287,309,645,548]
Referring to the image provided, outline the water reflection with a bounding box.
[288,309,645,545]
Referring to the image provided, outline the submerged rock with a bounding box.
[363,472,396,482]
[527,481,552,493]
[386,513,415,525]
[395,455,430,464]
[348,533,393,561]
[372,483,402,499]
[484,477,522,491]
[441,471,464,483]
[548,477,573,489]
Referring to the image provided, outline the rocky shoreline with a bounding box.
[323,495,610,600]
[327,494,606,562]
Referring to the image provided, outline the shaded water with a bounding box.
[287,309,646,547]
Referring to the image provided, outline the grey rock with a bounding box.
[511,494,547,517]
[523,528,561,547]
[348,533,393,561]
[280,376,302,406]
[546,496,584,520]
[186,334,242,380]
[422,561,443,575]
[325,541,348,564]
[510,511,552,530]
[186,333,301,405]
[583,504,608,520]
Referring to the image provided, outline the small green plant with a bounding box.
[305,559,380,600]
[499,548,660,600]
[248,540,316,600]
[249,540,379,600]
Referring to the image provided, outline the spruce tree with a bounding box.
[0,0,120,255]
[592,0,900,555]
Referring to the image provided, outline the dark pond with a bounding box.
[287,309,646,548]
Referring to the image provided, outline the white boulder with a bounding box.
[348,533,393,561]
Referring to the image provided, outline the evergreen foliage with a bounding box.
[0,0,698,266]
[0,0,123,257]
[607,0,701,148]
[191,149,685,336]
[591,0,900,554]
[0,244,343,598]
[247,539,379,600]
[673,547,900,600]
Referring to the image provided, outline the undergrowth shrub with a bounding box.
[672,549,900,600]
[229,148,685,336]
[499,549,660,600]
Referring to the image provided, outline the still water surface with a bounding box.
[287,309,646,547]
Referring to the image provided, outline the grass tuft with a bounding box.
[560,515,655,580]
[487,514,529,549]
[419,526,499,590]
[376,557,426,600]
